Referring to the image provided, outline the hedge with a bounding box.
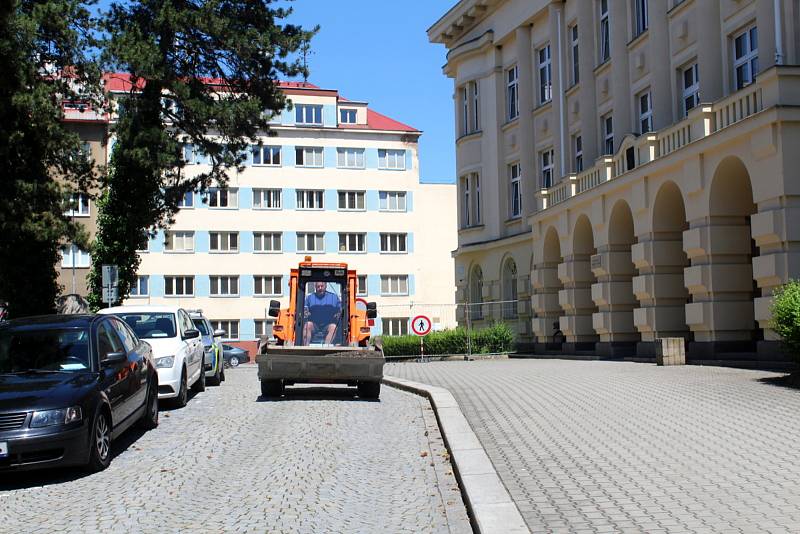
[380,322,514,357]
[771,280,800,365]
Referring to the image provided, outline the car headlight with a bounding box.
[30,406,83,428]
[155,355,175,368]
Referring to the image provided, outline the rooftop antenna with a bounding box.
[300,38,313,86]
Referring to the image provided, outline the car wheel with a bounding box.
[192,357,206,393]
[207,360,221,386]
[87,409,112,472]
[220,367,225,382]
[357,382,381,400]
[138,378,159,430]
[173,368,188,408]
[229,355,240,368]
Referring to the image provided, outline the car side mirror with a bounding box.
[268,299,281,318]
[213,329,226,338]
[183,329,200,340]
[101,351,126,367]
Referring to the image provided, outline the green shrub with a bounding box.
[771,280,800,364]
[380,322,515,357]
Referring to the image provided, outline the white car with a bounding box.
[99,305,205,407]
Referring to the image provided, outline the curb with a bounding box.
[384,376,530,534]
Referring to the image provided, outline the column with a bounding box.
[697,0,723,101]
[610,0,632,148]
[548,3,566,180]
[576,0,599,164]
[558,254,598,350]
[532,261,562,346]
[516,26,537,219]
[591,245,639,356]
[648,0,673,129]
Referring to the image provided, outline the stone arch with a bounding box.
[559,214,598,350]
[468,264,484,321]
[532,226,564,348]
[501,256,518,319]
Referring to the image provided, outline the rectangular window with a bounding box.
[165,276,194,296]
[295,146,324,168]
[296,189,324,210]
[255,319,275,338]
[295,104,322,125]
[600,0,610,63]
[209,231,238,253]
[253,232,282,253]
[177,191,193,208]
[252,188,282,209]
[461,173,481,227]
[507,66,519,120]
[254,275,282,297]
[603,114,614,155]
[336,147,365,168]
[338,190,365,211]
[296,232,324,253]
[461,85,469,136]
[509,163,522,219]
[129,275,149,297]
[540,149,554,188]
[208,188,238,209]
[463,175,471,227]
[380,275,409,296]
[60,244,90,268]
[382,318,409,336]
[340,109,357,124]
[734,26,758,90]
[574,134,584,173]
[570,25,580,85]
[538,45,552,104]
[210,275,239,297]
[338,233,366,253]
[634,0,648,37]
[682,63,700,116]
[183,143,202,165]
[164,231,195,253]
[380,233,408,253]
[210,320,238,340]
[64,193,90,217]
[357,275,368,296]
[378,149,406,170]
[379,191,407,212]
[638,91,653,134]
[251,145,281,166]
[471,80,479,131]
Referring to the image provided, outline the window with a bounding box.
[177,191,193,208]
[253,188,282,209]
[255,319,275,338]
[357,275,367,296]
[130,275,149,297]
[634,0,648,37]
[254,275,282,297]
[380,275,409,296]
[570,25,580,85]
[603,114,614,155]
[296,189,324,210]
[382,318,408,336]
[252,145,281,166]
[340,109,356,124]
[254,232,282,253]
[734,26,758,90]
[165,276,194,296]
[295,104,322,125]
[502,259,518,319]
[296,233,324,253]
[379,191,407,212]
[538,45,552,104]
[210,231,238,253]
[507,66,519,120]
[638,91,653,134]
[338,191,365,211]
[210,275,239,297]
[599,0,610,63]
[65,193,90,217]
[574,134,584,173]
[182,143,204,165]
[339,233,366,253]
[380,233,407,253]
[336,147,365,168]
[471,81,479,131]
[61,244,90,268]
[540,149,554,188]
[207,188,238,208]
[461,173,481,228]
[461,85,469,136]
[459,81,480,135]
[509,163,522,219]
[682,63,700,116]
[164,231,194,253]
[210,320,239,340]
[378,149,406,170]
[295,146,324,167]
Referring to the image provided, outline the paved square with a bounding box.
[387,359,800,534]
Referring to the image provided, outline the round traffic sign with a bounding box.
[411,315,432,336]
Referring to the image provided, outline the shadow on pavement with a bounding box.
[757,373,800,390]
[256,385,380,403]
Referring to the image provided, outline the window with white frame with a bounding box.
[295,146,324,167]
[638,91,653,134]
[378,149,406,170]
[295,104,322,125]
[340,109,356,124]
[165,276,194,296]
[682,62,700,116]
[634,0,648,37]
[210,320,239,340]
[540,149,554,188]
[129,275,149,297]
[733,25,758,90]
[210,275,239,296]
[461,85,469,136]
[471,80,479,131]
[599,0,610,63]
[382,317,409,336]
[338,233,366,253]
[296,189,324,210]
[538,44,552,104]
[380,275,408,296]
[570,24,580,85]
[509,162,522,219]
[64,193,90,217]
[338,191,365,211]
[164,231,194,252]
[357,275,367,296]
[209,231,238,253]
[379,191,407,212]
[336,147,365,168]
[252,145,281,166]
[207,188,238,208]
[253,232,282,253]
[254,275,282,297]
[255,319,275,338]
[573,134,583,173]
[296,233,324,253]
[182,143,205,165]
[380,233,407,253]
[253,188,282,209]
[507,66,519,120]
[461,172,481,228]
[60,244,90,268]
[177,191,193,208]
[602,114,614,155]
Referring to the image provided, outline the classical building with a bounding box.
[430,0,800,364]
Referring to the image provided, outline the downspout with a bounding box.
[774,0,784,65]
[557,7,566,177]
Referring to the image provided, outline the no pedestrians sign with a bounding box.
[411,315,432,336]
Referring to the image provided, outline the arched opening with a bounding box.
[560,215,598,351]
[469,265,484,322]
[501,257,518,319]
[532,227,564,350]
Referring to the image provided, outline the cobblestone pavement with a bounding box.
[387,359,800,534]
[0,366,470,534]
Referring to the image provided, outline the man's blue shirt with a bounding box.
[305,290,341,325]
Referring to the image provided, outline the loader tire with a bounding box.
[261,380,283,398]
[358,381,380,400]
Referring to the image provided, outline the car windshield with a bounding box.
[0,327,91,373]
[192,318,210,336]
[115,313,176,339]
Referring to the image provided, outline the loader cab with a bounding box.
[296,267,348,347]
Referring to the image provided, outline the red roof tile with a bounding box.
[365,108,419,133]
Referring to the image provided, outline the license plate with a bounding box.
[0,442,7,458]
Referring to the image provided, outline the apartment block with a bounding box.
[430,0,800,364]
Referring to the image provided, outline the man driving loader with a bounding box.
[302,281,341,345]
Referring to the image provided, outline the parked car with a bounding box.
[187,310,225,386]
[0,314,158,472]
[222,344,249,368]
[99,306,205,407]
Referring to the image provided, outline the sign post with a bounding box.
[101,264,119,307]
[411,314,432,361]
